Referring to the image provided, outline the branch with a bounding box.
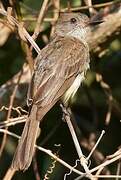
[88,5,121,54]
[0,129,84,180]
[60,105,94,180]
[0,70,22,158]
[0,8,40,54]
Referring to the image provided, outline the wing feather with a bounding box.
[28,36,89,109]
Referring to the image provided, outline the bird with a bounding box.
[11,12,100,171]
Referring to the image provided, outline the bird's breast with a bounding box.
[63,73,84,104]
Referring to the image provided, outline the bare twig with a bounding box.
[84,0,96,15]
[105,102,112,125]
[32,0,49,40]
[116,160,121,180]
[0,71,22,158]
[50,0,60,37]
[75,175,121,180]
[24,43,34,73]
[1,121,121,179]
[90,151,121,174]
[0,129,84,179]
[88,6,121,54]
[95,167,105,180]
[96,73,121,119]
[61,1,121,12]
[0,8,40,54]
[60,105,94,180]
[0,106,28,115]
[86,130,105,160]
[0,116,27,129]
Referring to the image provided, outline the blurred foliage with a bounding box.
[0,0,121,180]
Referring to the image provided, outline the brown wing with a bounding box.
[28,36,89,114]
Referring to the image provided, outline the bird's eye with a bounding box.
[70,18,77,24]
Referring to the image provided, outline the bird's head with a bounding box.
[55,12,103,41]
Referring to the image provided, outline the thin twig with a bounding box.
[0,71,22,158]
[75,175,121,180]
[116,160,121,180]
[61,1,120,12]
[24,42,34,73]
[90,152,121,174]
[0,129,84,178]
[1,128,121,179]
[86,130,105,160]
[96,73,121,119]
[21,1,120,13]
[0,116,27,129]
[0,8,40,54]
[95,167,105,180]
[60,105,94,180]
[105,102,112,125]
[75,151,121,179]
[0,106,28,115]
[84,0,96,15]
[32,0,49,40]
[50,0,60,37]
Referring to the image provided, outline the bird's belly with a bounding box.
[63,73,85,104]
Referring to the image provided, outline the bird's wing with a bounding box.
[27,36,89,114]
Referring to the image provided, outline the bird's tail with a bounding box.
[11,104,40,171]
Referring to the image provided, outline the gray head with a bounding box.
[55,13,91,41]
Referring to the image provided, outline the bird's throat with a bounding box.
[67,27,87,43]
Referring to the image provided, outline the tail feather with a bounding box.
[11,102,56,171]
[11,105,39,170]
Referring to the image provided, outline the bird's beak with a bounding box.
[88,19,104,26]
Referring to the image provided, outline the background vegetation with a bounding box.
[0,0,121,179]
